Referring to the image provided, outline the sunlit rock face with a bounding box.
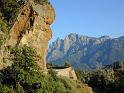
[54,67,77,80]
[1,0,55,70]
[20,2,55,70]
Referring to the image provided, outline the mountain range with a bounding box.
[47,33,124,70]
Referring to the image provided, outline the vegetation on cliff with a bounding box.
[0,0,50,48]
[35,0,50,4]
[0,0,24,25]
[0,0,24,48]
[0,45,91,93]
[0,1,90,92]
[0,0,50,32]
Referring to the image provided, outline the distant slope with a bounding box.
[47,33,124,70]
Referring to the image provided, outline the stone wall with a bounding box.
[54,67,77,80]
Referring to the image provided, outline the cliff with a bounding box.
[47,33,124,70]
[0,0,55,70]
[0,1,95,93]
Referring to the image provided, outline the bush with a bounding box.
[80,61,124,93]
[0,45,87,93]
[34,0,49,4]
[64,62,72,67]
[10,45,39,71]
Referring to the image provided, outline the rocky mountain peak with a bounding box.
[56,37,62,45]
[99,35,111,41]
[47,34,124,70]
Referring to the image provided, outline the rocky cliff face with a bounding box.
[0,0,55,70]
[47,33,124,70]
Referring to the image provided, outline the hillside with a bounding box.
[0,0,55,70]
[76,61,124,93]
[0,46,93,93]
[0,0,94,93]
[47,33,124,69]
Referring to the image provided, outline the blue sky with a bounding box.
[50,0,124,42]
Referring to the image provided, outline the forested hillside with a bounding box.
[0,45,91,93]
[76,61,124,93]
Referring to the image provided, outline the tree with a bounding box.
[34,0,49,4]
[0,45,88,93]
[64,62,72,67]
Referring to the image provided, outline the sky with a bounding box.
[50,0,124,42]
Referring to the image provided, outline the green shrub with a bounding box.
[64,62,72,67]
[80,61,124,93]
[0,12,9,32]
[0,45,86,93]
[34,0,50,4]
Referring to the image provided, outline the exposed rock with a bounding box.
[47,33,124,70]
[0,0,55,70]
[19,1,55,70]
[53,67,77,80]
[64,36,70,53]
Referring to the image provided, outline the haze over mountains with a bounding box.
[47,33,124,70]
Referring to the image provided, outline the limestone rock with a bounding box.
[19,2,55,70]
[0,0,55,70]
[54,67,77,80]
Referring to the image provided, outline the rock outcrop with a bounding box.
[54,67,77,80]
[0,0,55,70]
[47,34,124,70]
